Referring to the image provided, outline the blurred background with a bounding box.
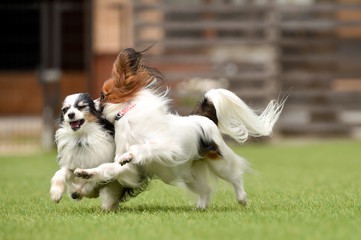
[0,0,361,154]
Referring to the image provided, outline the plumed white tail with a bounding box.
[205,89,287,143]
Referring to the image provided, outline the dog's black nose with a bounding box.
[68,112,75,119]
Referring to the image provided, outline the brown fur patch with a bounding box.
[191,98,218,125]
[202,150,222,160]
[84,112,98,122]
[100,48,157,104]
[199,138,223,160]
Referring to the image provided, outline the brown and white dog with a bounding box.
[50,93,145,210]
[75,48,286,209]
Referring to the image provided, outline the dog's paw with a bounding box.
[50,186,63,203]
[74,169,94,179]
[237,196,248,207]
[115,152,133,166]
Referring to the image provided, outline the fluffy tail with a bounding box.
[195,89,287,144]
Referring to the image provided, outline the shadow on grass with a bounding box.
[56,203,246,215]
[117,204,244,213]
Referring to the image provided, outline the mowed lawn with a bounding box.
[0,141,360,240]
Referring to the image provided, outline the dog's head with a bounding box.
[60,93,98,131]
[99,48,161,105]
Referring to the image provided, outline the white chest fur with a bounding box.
[56,122,115,170]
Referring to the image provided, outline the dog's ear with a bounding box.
[60,110,64,125]
[106,48,157,103]
[112,55,124,88]
[112,48,142,88]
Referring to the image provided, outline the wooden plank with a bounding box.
[280,123,350,134]
[137,38,337,49]
[133,3,361,13]
[284,104,341,113]
[281,39,337,46]
[277,3,361,12]
[287,90,361,108]
[288,90,334,100]
[221,55,361,64]
[145,54,272,65]
[281,72,333,81]
[337,73,361,78]
[281,55,337,63]
[136,38,271,48]
[292,89,339,96]
[330,91,361,105]
[135,20,361,32]
[280,21,335,31]
[338,10,361,21]
[281,21,361,31]
[163,72,273,80]
[134,21,268,31]
[332,79,361,91]
[147,55,212,64]
[231,88,269,99]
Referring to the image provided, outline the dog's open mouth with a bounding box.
[69,119,85,131]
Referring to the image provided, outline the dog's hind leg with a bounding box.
[99,181,123,211]
[185,181,213,210]
[207,144,248,206]
[185,161,213,210]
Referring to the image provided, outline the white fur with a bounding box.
[76,88,285,209]
[55,119,115,170]
[50,93,123,210]
[206,89,286,143]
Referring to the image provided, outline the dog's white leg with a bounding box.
[79,182,99,197]
[207,144,248,206]
[186,181,213,210]
[232,178,247,206]
[50,168,72,203]
[209,159,248,206]
[115,152,134,165]
[99,181,123,211]
[185,161,213,210]
[75,163,119,182]
[114,143,151,165]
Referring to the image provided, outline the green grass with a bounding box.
[1,140,360,240]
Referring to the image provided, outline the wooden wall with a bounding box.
[0,72,87,115]
[91,0,133,96]
[133,0,361,137]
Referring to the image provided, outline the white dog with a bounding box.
[75,48,286,209]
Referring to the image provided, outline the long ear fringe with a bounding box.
[112,48,141,87]
[112,47,163,82]
[108,47,165,102]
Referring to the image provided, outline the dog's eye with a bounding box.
[77,105,86,110]
[62,107,69,114]
[100,92,109,101]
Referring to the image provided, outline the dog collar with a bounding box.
[115,103,136,121]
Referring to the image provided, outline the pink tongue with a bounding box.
[70,121,80,128]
